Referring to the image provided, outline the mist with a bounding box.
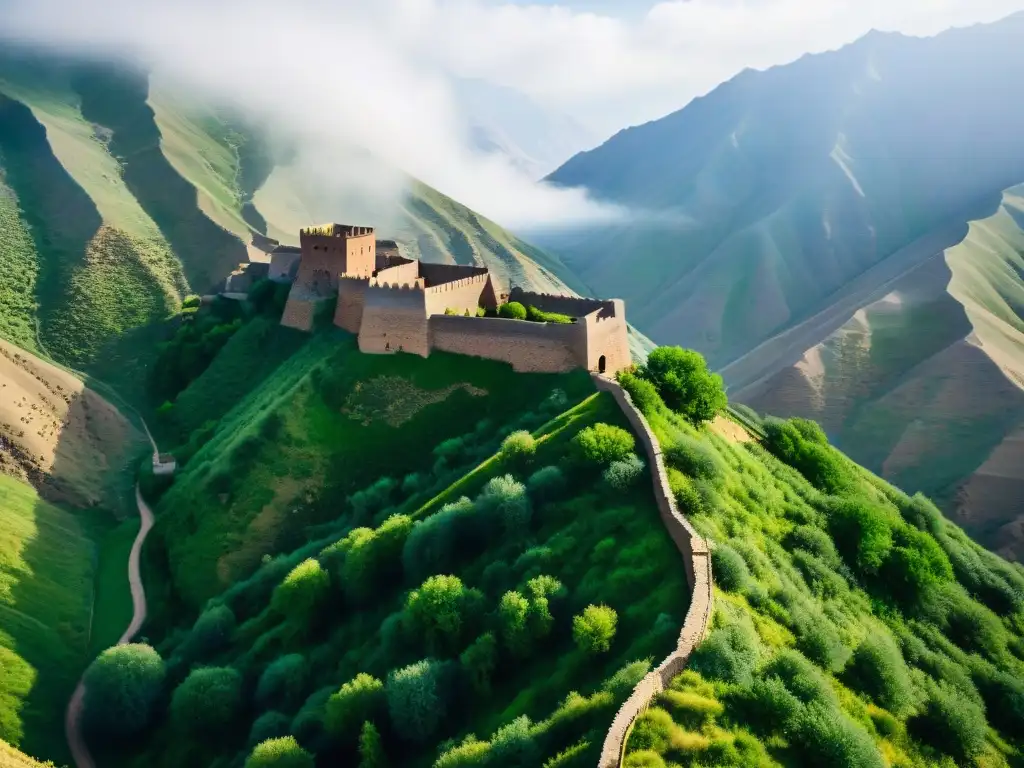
[0,0,625,231]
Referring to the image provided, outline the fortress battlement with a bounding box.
[281,222,630,375]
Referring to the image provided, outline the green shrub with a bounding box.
[178,604,236,662]
[883,525,953,606]
[489,715,540,765]
[603,454,645,491]
[271,558,330,626]
[623,751,667,768]
[572,605,618,654]
[405,575,482,654]
[690,624,759,685]
[82,643,166,736]
[668,469,705,515]
[526,305,574,324]
[785,525,841,569]
[171,666,242,734]
[256,654,309,711]
[727,675,801,735]
[349,477,398,523]
[324,673,385,742]
[664,435,724,484]
[761,649,834,705]
[498,590,532,654]
[290,686,332,744]
[527,465,566,502]
[711,545,751,592]
[500,430,537,464]
[245,736,315,768]
[460,632,498,694]
[909,683,988,762]
[641,346,726,423]
[249,711,291,747]
[825,498,894,576]
[627,707,676,752]
[788,701,884,768]
[386,659,447,743]
[498,302,527,320]
[358,720,387,767]
[402,497,476,580]
[792,610,849,672]
[342,514,413,602]
[476,475,532,532]
[602,659,652,700]
[182,294,202,309]
[845,633,915,714]
[971,660,1024,735]
[572,423,636,466]
[617,371,663,416]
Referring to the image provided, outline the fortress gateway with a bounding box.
[278,223,631,375]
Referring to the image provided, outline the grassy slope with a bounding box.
[126,348,687,766]
[0,741,48,768]
[0,166,38,352]
[624,399,1024,767]
[0,475,93,765]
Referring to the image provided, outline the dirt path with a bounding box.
[65,423,159,768]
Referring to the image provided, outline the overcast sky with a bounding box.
[2,0,1023,227]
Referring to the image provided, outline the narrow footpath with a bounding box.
[64,423,159,768]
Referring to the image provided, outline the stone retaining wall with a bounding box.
[590,374,715,768]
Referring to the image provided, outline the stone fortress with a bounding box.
[276,222,632,375]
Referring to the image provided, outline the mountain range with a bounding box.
[541,12,1024,559]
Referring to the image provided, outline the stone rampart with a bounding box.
[590,374,714,768]
[424,274,495,317]
[335,277,369,333]
[509,287,610,318]
[280,297,319,332]
[429,315,584,372]
[373,259,421,287]
[419,262,488,286]
[359,285,430,356]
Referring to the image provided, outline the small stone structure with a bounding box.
[223,261,269,295]
[591,373,715,768]
[152,453,177,476]
[280,222,631,375]
[269,245,302,283]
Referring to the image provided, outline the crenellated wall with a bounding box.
[590,374,715,768]
[359,285,430,356]
[373,259,421,287]
[424,274,496,317]
[509,287,609,317]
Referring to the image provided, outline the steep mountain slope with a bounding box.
[452,77,596,179]
[0,53,585,402]
[542,13,1024,556]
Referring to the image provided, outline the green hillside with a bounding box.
[0,53,585,406]
[614,386,1024,767]
[0,474,94,764]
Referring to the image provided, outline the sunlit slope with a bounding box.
[739,186,1024,558]
[544,15,1024,368]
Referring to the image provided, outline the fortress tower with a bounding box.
[281,224,377,330]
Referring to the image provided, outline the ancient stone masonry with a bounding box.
[280,222,632,374]
[591,374,715,768]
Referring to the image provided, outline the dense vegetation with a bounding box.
[0,475,94,764]
[86,351,694,765]
[618,375,1024,766]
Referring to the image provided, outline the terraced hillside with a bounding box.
[542,13,1024,557]
[0,53,586,405]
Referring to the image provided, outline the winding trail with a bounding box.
[64,422,159,768]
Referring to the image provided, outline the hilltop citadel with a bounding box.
[235,222,632,375]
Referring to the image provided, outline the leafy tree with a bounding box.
[526,465,566,502]
[617,371,663,416]
[498,590,532,654]
[271,558,330,626]
[788,700,884,768]
[460,633,498,694]
[343,514,413,602]
[883,525,953,606]
[402,498,477,580]
[386,660,446,743]
[358,720,388,767]
[405,575,482,653]
[349,477,398,523]
[500,430,536,465]
[249,711,291,747]
[476,475,531,533]
[664,435,724,484]
[488,715,539,765]
[825,499,894,576]
[82,643,166,736]
[572,605,618,654]
[498,301,527,320]
[572,423,636,466]
[641,346,726,423]
[245,736,315,768]
[256,654,309,711]
[604,454,645,491]
[690,625,759,685]
[171,666,242,734]
[324,673,385,742]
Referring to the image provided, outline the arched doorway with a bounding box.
[598,355,607,374]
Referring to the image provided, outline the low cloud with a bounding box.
[2,0,1021,230]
